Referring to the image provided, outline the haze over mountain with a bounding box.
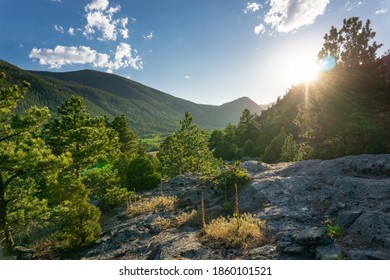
[0,60,267,135]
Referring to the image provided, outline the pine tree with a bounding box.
[43,96,120,178]
[158,112,221,177]
[0,73,67,252]
[107,115,138,186]
[318,17,383,69]
[262,127,288,163]
[280,134,298,162]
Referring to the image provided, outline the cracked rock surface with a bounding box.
[80,154,390,260]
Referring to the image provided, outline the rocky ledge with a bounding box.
[80,154,390,260]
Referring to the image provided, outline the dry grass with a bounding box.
[128,196,177,216]
[152,209,200,232]
[204,213,267,248]
[175,209,200,227]
[153,217,172,230]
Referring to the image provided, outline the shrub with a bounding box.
[327,223,344,238]
[128,196,177,216]
[216,162,251,188]
[52,200,101,250]
[204,213,267,249]
[99,187,134,211]
[175,209,200,227]
[127,156,162,191]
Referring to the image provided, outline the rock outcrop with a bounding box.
[81,154,390,260]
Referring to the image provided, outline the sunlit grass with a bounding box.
[128,196,177,216]
[204,213,267,248]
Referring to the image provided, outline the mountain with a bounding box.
[0,60,267,135]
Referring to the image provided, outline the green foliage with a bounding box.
[81,163,131,210]
[158,112,221,178]
[0,61,264,135]
[209,124,240,160]
[6,178,51,245]
[141,133,170,152]
[222,200,233,212]
[294,143,315,161]
[108,115,137,155]
[262,127,288,163]
[100,187,133,211]
[127,156,162,191]
[42,96,120,177]
[318,17,382,68]
[280,133,298,162]
[211,17,389,163]
[82,163,121,197]
[52,199,101,249]
[327,223,344,238]
[216,162,251,188]
[0,73,68,252]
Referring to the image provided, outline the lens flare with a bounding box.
[318,55,337,71]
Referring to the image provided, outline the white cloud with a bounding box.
[143,31,154,40]
[375,8,388,14]
[68,27,76,36]
[345,1,364,12]
[110,43,143,71]
[184,75,191,79]
[264,0,329,33]
[85,0,109,12]
[254,23,265,35]
[29,45,98,69]
[29,44,142,71]
[83,0,129,41]
[244,2,262,13]
[50,0,62,2]
[54,24,64,33]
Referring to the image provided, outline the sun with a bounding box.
[283,54,321,86]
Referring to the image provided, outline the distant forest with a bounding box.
[0,17,389,258]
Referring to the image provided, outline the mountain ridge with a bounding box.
[0,60,267,135]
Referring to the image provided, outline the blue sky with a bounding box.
[0,0,389,105]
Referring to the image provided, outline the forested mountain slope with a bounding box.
[0,60,266,135]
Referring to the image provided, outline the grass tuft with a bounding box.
[128,196,177,216]
[204,213,267,249]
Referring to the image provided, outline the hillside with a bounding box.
[67,155,389,260]
[0,60,266,135]
[209,53,390,162]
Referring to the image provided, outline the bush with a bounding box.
[52,200,101,250]
[128,196,177,216]
[99,187,134,211]
[216,162,251,188]
[327,223,344,238]
[204,213,267,248]
[127,156,162,191]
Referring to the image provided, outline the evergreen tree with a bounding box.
[318,17,382,69]
[41,96,122,247]
[262,127,287,163]
[107,115,138,186]
[0,73,67,252]
[126,155,161,191]
[158,112,221,177]
[280,134,298,162]
[43,96,120,178]
[108,115,137,155]
[295,17,389,159]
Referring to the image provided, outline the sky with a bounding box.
[0,0,389,105]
